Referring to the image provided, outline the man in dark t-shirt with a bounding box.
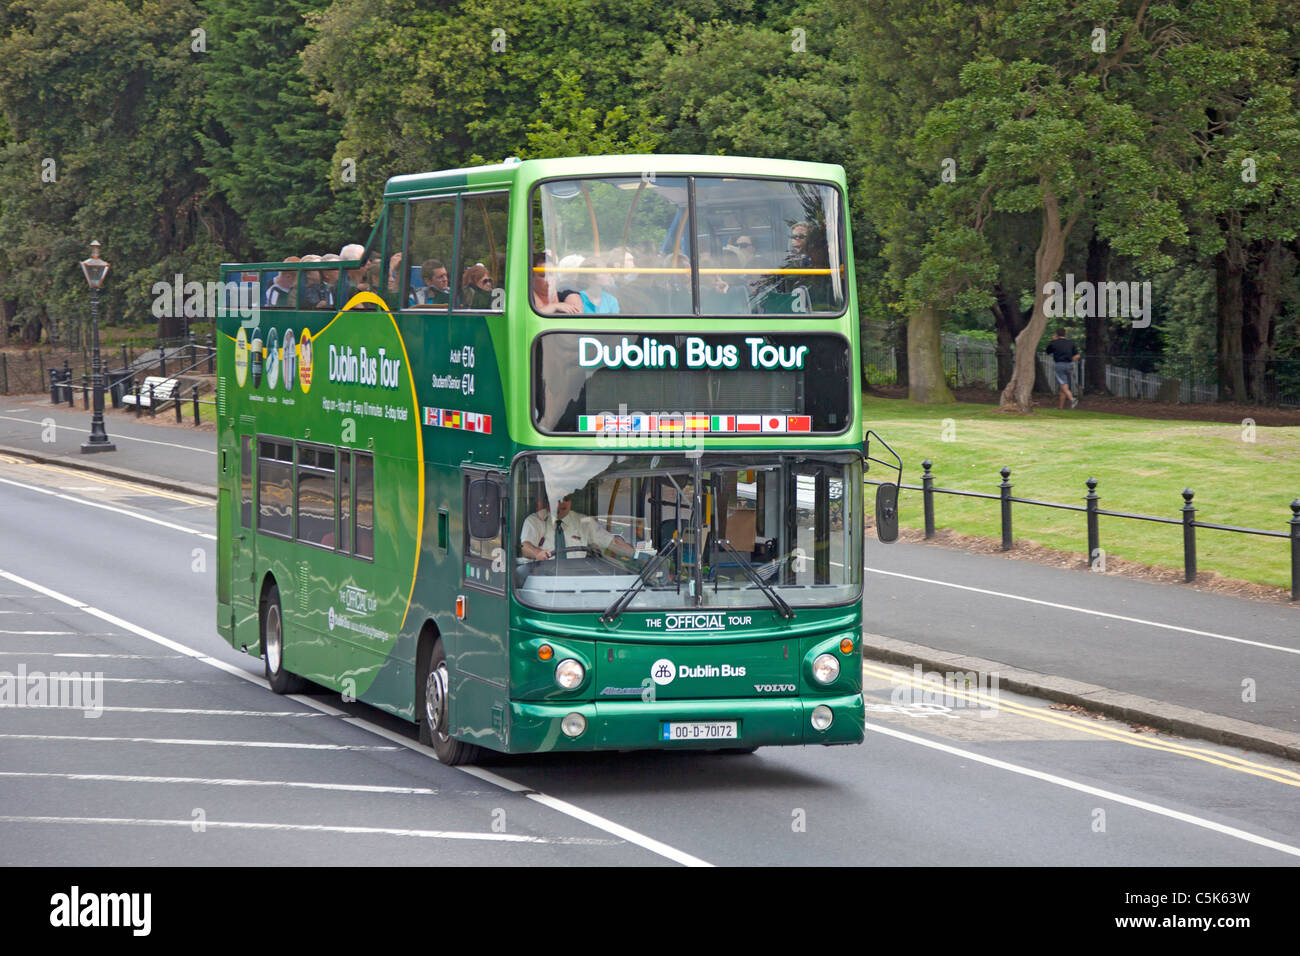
[1045,328,1080,408]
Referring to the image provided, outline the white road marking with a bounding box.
[0,771,438,794]
[29,704,329,717]
[0,815,612,844]
[0,651,183,659]
[0,630,76,635]
[867,567,1300,656]
[0,733,398,751]
[867,722,1300,859]
[0,474,215,540]
[0,567,711,867]
[0,414,216,454]
[0,676,188,683]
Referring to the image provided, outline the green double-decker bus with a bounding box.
[215,154,897,764]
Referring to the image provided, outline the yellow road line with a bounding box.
[863,661,1300,788]
[0,456,211,507]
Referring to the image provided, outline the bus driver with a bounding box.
[520,491,635,561]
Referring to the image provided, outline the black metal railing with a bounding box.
[871,459,1300,600]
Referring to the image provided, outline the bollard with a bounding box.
[81,373,88,409]
[192,385,200,425]
[999,466,1012,551]
[1182,489,1197,583]
[1085,477,1100,564]
[921,459,935,539]
[175,387,182,423]
[1290,500,1300,602]
[148,382,156,417]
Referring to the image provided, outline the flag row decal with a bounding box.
[424,407,492,434]
[576,413,812,434]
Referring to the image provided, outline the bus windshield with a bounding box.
[532,176,846,316]
[512,451,861,612]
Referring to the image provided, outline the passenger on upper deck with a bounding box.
[415,259,450,306]
[577,251,621,314]
[263,257,299,308]
[531,251,581,314]
[339,243,366,299]
[460,264,495,310]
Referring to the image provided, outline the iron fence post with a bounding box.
[207,333,215,374]
[1182,488,1197,583]
[999,466,1012,551]
[81,372,88,410]
[922,459,935,539]
[159,344,166,377]
[1086,477,1100,565]
[1290,500,1300,602]
[175,387,182,423]
[192,385,200,426]
[134,381,142,417]
[1,353,7,395]
[148,382,155,417]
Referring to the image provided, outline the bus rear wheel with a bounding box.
[419,639,481,766]
[262,583,307,695]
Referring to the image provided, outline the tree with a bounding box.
[196,0,363,261]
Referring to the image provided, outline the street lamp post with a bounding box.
[79,240,115,453]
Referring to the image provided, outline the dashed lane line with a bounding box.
[0,567,712,867]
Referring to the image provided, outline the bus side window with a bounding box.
[456,193,507,312]
[257,438,293,538]
[382,202,407,312]
[405,197,455,310]
[354,453,374,559]
[338,450,351,554]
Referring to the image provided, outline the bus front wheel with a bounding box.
[419,640,481,766]
[262,583,307,695]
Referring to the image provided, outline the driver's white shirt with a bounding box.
[520,509,618,557]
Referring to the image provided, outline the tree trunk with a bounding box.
[1215,250,1246,403]
[1000,184,1077,413]
[1084,228,1110,394]
[891,316,908,387]
[989,282,1027,390]
[1242,238,1289,404]
[907,305,953,404]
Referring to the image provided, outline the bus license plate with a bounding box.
[661,721,738,741]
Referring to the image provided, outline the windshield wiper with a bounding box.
[714,538,795,620]
[600,538,678,624]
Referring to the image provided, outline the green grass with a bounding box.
[862,395,1300,591]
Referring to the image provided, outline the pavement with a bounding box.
[3,392,1298,763]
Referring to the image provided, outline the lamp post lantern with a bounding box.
[79,240,115,453]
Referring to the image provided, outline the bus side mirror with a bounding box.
[467,479,501,539]
[875,483,899,543]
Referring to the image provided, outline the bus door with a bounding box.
[456,468,509,743]
[231,429,259,648]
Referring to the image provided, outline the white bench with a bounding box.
[122,376,180,408]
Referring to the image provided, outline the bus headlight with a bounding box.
[812,653,840,684]
[811,705,834,731]
[561,712,587,737]
[555,659,585,689]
